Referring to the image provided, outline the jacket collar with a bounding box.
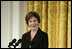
[28,27,42,42]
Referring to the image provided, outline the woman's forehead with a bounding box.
[29,16,37,20]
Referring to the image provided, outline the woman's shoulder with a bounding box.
[40,31,48,37]
[22,31,30,37]
[38,28,48,37]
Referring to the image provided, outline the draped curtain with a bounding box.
[27,1,71,48]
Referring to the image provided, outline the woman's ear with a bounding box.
[27,23,30,27]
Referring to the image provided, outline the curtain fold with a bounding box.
[55,1,60,48]
[34,1,42,29]
[59,1,67,48]
[27,1,71,48]
[42,1,48,33]
[67,1,71,48]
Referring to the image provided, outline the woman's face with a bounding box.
[28,16,39,30]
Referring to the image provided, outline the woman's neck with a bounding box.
[30,27,38,41]
[31,27,38,33]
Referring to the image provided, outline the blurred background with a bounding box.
[1,1,71,48]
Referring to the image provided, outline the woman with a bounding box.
[21,12,48,48]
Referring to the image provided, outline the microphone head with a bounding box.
[12,38,17,43]
[9,42,13,46]
[15,39,22,46]
[8,42,13,48]
[18,39,22,43]
[15,43,18,46]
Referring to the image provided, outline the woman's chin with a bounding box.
[31,28,36,30]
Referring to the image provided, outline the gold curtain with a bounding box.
[27,1,71,48]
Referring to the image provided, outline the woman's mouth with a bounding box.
[31,26,35,28]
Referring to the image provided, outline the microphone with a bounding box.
[8,38,17,48]
[14,39,22,48]
[12,38,17,43]
[8,42,13,48]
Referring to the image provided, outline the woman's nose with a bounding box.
[31,21,35,24]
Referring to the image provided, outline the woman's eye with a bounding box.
[34,20,36,22]
[30,21,32,23]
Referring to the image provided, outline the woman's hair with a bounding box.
[25,11,40,25]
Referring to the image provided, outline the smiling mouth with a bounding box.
[32,26,35,28]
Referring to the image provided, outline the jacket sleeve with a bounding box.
[21,34,24,48]
[21,34,26,48]
[42,33,48,48]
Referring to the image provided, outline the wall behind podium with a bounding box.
[1,1,27,48]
